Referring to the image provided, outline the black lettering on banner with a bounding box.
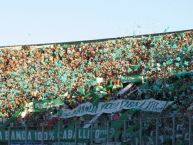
[143,101,159,111]
[103,102,115,110]
[138,100,146,109]
[122,101,138,109]
[120,100,128,109]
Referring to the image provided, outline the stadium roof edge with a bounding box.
[0,28,193,48]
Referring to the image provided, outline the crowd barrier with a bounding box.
[0,113,192,145]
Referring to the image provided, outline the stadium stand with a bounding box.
[0,29,192,145]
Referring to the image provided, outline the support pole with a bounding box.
[57,119,60,145]
[90,123,93,145]
[25,120,27,145]
[172,114,176,145]
[123,120,126,142]
[189,113,192,145]
[139,113,142,145]
[156,117,159,145]
[75,123,77,145]
[106,121,109,144]
[8,125,11,145]
[41,124,44,145]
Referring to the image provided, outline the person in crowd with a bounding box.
[0,30,192,118]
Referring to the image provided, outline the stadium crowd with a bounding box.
[0,30,192,119]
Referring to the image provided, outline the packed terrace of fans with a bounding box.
[0,30,192,118]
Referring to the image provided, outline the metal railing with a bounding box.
[0,113,192,145]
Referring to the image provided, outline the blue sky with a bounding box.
[0,0,193,46]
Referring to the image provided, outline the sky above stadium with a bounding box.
[0,0,193,46]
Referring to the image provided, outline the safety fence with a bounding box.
[0,113,192,145]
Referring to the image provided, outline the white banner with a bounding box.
[58,99,173,119]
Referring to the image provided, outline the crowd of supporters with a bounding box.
[0,30,192,119]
